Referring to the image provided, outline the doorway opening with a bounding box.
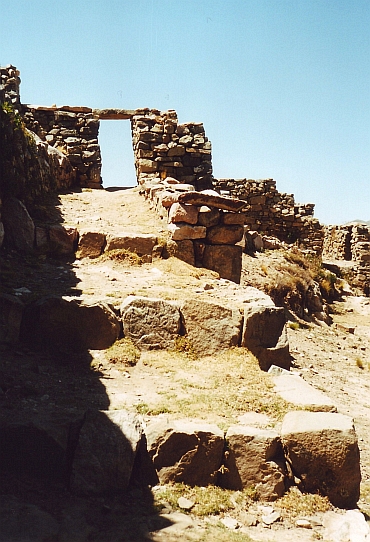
[98,120,137,189]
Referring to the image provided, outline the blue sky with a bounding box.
[1,0,369,224]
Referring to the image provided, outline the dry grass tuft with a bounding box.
[277,487,331,520]
[105,338,141,367]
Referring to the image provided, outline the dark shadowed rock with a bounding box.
[0,293,24,343]
[21,296,120,351]
[2,197,35,252]
[206,225,244,245]
[48,224,78,255]
[70,409,144,495]
[146,419,224,486]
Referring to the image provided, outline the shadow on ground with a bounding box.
[0,191,170,542]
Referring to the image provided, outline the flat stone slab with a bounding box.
[271,371,337,412]
[93,108,136,119]
[178,191,248,212]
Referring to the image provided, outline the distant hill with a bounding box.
[344,219,370,227]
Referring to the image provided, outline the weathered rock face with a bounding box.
[1,197,35,252]
[70,409,144,496]
[203,244,243,283]
[241,305,290,371]
[168,202,199,225]
[206,225,244,245]
[146,419,224,486]
[120,296,181,350]
[221,426,287,500]
[21,297,120,351]
[180,298,243,355]
[48,224,78,255]
[281,411,361,508]
[163,239,195,266]
[0,293,24,343]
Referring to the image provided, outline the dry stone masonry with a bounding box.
[323,223,370,294]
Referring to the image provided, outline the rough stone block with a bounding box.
[106,233,157,256]
[2,197,35,252]
[120,296,181,350]
[203,244,242,283]
[163,240,195,266]
[49,224,78,255]
[198,206,221,227]
[168,223,206,240]
[281,411,361,508]
[168,203,199,225]
[146,419,224,486]
[206,225,244,245]
[241,306,290,371]
[221,426,286,500]
[180,298,243,355]
[70,409,144,495]
[77,231,106,259]
[21,297,120,351]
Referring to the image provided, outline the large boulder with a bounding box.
[203,244,243,283]
[2,197,34,252]
[241,305,290,371]
[180,298,243,355]
[146,419,224,486]
[163,239,195,266]
[220,425,287,500]
[0,293,24,343]
[70,409,144,495]
[21,296,120,351]
[120,296,181,350]
[281,411,361,508]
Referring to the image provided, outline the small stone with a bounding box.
[177,497,195,510]
[262,511,281,525]
[220,516,239,530]
[295,518,312,529]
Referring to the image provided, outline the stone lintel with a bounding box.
[93,108,136,120]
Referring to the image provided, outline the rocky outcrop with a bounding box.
[281,411,361,508]
[2,197,35,252]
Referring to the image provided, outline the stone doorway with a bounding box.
[98,120,136,189]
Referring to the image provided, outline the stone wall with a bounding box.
[22,105,101,188]
[323,224,370,293]
[0,64,21,105]
[213,178,324,254]
[129,109,213,191]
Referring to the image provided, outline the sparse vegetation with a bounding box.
[105,337,141,367]
[102,248,143,265]
[277,487,331,520]
[153,483,257,517]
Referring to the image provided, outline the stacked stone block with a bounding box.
[130,109,213,191]
[22,105,101,188]
[0,65,21,105]
[213,178,324,254]
[144,179,245,283]
[322,225,352,261]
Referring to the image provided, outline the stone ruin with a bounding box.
[0,64,367,521]
[323,223,370,294]
[0,64,333,285]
